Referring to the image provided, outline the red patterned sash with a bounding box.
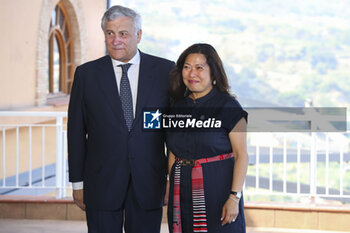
[173,153,234,233]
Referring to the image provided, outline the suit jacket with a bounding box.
[68,51,174,210]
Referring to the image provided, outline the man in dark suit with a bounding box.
[68,5,174,233]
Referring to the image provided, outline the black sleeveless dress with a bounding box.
[166,88,248,233]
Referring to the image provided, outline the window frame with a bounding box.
[47,3,74,100]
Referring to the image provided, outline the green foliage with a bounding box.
[278,92,305,106]
[309,48,338,74]
[114,0,350,107]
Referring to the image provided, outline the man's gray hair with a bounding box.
[101,5,142,33]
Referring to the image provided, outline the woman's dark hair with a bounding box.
[169,43,230,100]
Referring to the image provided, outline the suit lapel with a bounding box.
[95,56,127,129]
[94,53,156,132]
[133,52,156,129]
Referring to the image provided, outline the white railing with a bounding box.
[0,111,67,198]
[245,131,350,203]
[0,111,349,202]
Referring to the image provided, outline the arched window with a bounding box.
[48,3,74,96]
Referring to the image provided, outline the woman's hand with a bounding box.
[163,179,170,205]
[221,195,239,225]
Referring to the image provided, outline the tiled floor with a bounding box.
[0,219,346,233]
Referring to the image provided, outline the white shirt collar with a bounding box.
[111,50,140,67]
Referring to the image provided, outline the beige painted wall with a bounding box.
[81,0,106,61]
[0,0,43,109]
[0,0,106,110]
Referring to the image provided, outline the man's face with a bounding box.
[104,16,142,62]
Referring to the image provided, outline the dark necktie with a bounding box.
[118,63,133,131]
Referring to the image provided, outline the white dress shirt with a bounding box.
[72,51,141,190]
[111,50,140,118]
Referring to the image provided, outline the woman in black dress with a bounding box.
[166,43,248,233]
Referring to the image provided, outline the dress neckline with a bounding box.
[185,87,218,105]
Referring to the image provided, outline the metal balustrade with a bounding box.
[0,111,349,202]
[245,132,350,203]
[0,112,67,198]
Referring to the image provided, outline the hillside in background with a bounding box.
[112,0,350,108]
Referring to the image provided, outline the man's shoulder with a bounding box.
[77,55,110,70]
[140,51,174,66]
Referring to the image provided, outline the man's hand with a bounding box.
[73,189,86,211]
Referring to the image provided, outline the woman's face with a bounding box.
[182,53,213,99]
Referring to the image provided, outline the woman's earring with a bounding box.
[213,80,216,85]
